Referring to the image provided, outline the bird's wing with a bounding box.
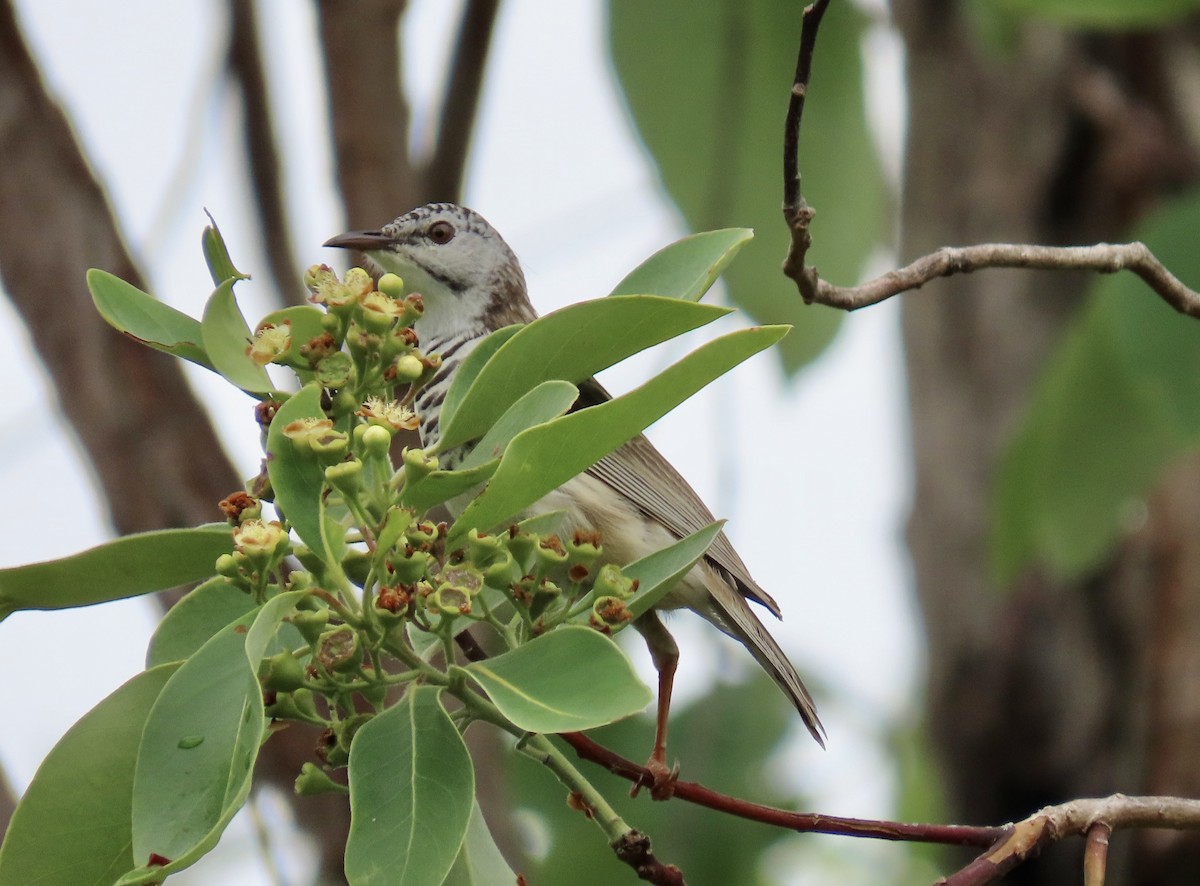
[577,378,782,618]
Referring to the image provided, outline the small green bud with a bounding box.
[593,563,638,600]
[290,608,330,644]
[505,527,536,570]
[294,762,348,796]
[328,389,359,420]
[388,546,432,583]
[266,689,318,722]
[215,553,241,578]
[260,652,308,693]
[393,353,424,383]
[402,448,438,484]
[535,534,568,574]
[361,424,392,457]
[310,429,351,464]
[377,506,416,556]
[325,459,363,497]
[378,273,405,298]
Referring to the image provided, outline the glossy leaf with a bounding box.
[609,228,753,302]
[88,269,212,368]
[992,194,1200,581]
[401,459,499,516]
[610,0,885,373]
[346,687,474,886]
[201,218,249,287]
[0,664,178,886]
[459,380,580,470]
[623,521,725,620]
[146,577,256,667]
[439,325,522,437]
[464,626,651,732]
[0,525,232,621]
[123,592,303,883]
[449,326,788,547]
[438,296,729,450]
[998,0,1200,28]
[442,797,517,886]
[265,384,327,555]
[201,278,273,393]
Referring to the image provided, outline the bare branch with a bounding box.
[807,241,1200,317]
[1083,821,1111,886]
[316,0,419,226]
[426,0,502,202]
[559,731,1001,848]
[227,0,304,303]
[780,0,829,298]
[941,796,1200,886]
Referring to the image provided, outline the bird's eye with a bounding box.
[428,220,456,244]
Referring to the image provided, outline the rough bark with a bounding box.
[895,3,1200,882]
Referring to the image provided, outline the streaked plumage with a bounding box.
[325,203,824,771]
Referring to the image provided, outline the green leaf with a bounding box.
[0,525,233,621]
[201,278,274,393]
[609,0,885,373]
[609,228,753,302]
[464,626,652,732]
[88,269,212,369]
[440,326,522,437]
[0,664,179,886]
[201,218,249,287]
[459,380,580,470]
[623,521,725,621]
[442,797,517,886]
[265,384,327,555]
[123,592,303,884]
[345,687,474,886]
[997,0,1200,28]
[146,577,257,667]
[449,325,788,547]
[438,295,730,450]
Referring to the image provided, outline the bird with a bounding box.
[325,203,823,792]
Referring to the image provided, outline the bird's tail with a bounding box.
[704,579,826,748]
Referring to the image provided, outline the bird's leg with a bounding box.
[632,611,681,800]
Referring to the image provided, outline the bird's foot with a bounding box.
[630,755,679,801]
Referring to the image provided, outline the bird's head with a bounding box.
[324,203,534,340]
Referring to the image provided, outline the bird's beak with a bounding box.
[323,230,393,252]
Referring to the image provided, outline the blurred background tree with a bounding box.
[3,0,1200,883]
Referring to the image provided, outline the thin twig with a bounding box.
[559,731,1000,847]
[780,0,829,298]
[1083,821,1112,886]
[778,1,1200,320]
[940,795,1200,886]
[808,241,1200,318]
[426,0,502,202]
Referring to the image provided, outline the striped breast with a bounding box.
[413,330,485,466]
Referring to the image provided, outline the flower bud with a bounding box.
[378,273,405,299]
[260,651,308,693]
[392,354,424,383]
[315,627,360,673]
[290,608,330,644]
[266,689,319,723]
[388,546,432,583]
[294,762,347,796]
[402,448,438,485]
[360,424,392,458]
[324,459,363,498]
[593,563,638,600]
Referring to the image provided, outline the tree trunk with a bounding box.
[895,3,1200,881]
